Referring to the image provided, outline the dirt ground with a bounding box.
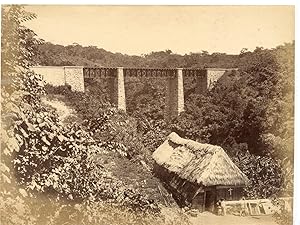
[189,211,277,225]
[42,96,79,124]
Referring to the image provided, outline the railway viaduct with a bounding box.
[31,66,237,118]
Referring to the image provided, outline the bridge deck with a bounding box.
[82,67,213,78]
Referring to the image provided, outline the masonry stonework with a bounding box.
[31,66,85,92]
[206,69,228,90]
[107,68,126,112]
[165,68,184,119]
[64,66,85,92]
[116,67,126,111]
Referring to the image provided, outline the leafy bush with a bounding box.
[274,210,293,225]
[233,150,284,198]
[45,84,71,96]
[272,198,293,225]
[7,79,159,213]
[45,83,154,161]
[2,6,180,225]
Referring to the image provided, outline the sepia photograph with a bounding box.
[0,4,296,225]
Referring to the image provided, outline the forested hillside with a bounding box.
[1,6,188,225]
[36,40,294,199]
[35,42,241,68]
[1,5,294,225]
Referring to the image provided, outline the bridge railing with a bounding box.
[83,67,210,78]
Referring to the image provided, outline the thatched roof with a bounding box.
[153,132,249,187]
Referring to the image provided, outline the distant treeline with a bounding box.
[35,42,258,68]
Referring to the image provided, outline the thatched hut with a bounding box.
[152,132,249,212]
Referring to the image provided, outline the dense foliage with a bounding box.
[35,32,294,200]
[44,84,173,203]
[33,17,295,198]
[174,44,294,198]
[34,42,240,68]
[59,43,294,199]
[43,41,294,200]
[1,5,189,225]
[1,5,294,225]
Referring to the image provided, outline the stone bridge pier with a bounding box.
[31,66,237,119]
[165,68,184,118]
[105,67,185,118]
[107,67,126,111]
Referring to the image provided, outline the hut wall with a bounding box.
[153,163,173,182]
[168,175,201,206]
[191,192,205,212]
[216,186,244,201]
[153,164,201,207]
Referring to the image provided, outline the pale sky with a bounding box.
[23,5,294,55]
